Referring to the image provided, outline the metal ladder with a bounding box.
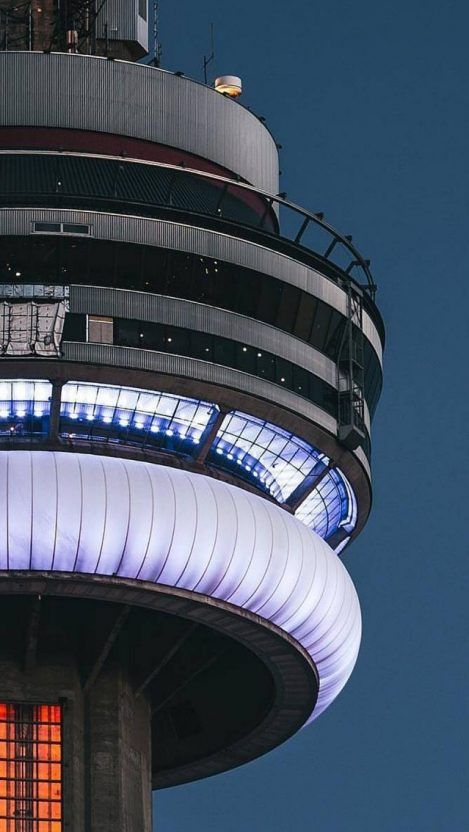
[337,281,366,450]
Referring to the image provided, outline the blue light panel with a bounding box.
[212,411,328,503]
[0,380,52,434]
[60,382,216,443]
[295,468,357,541]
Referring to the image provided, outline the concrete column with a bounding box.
[85,659,152,832]
[0,652,152,832]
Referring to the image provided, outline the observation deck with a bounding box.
[0,49,384,805]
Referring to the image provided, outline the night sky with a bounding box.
[153,1,469,829]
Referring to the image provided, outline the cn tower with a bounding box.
[0,2,384,830]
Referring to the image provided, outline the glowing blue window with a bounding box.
[0,380,52,434]
[212,412,328,503]
[295,468,357,541]
[60,382,216,444]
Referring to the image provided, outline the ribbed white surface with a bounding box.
[0,451,361,720]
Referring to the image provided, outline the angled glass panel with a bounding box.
[211,411,328,503]
[60,382,216,452]
[0,380,52,438]
[295,468,357,543]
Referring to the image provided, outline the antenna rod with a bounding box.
[203,22,215,84]
[151,0,162,67]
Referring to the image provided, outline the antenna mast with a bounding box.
[203,22,215,84]
[150,0,162,67]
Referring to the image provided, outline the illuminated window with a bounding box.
[0,381,52,438]
[0,703,62,831]
[295,468,357,542]
[212,412,327,502]
[60,382,215,442]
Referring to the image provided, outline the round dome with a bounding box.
[0,450,361,720]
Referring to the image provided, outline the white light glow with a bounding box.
[0,451,361,723]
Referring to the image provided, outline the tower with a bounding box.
[0,3,384,830]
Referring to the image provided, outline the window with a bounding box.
[62,313,86,342]
[61,224,90,236]
[87,315,114,345]
[139,0,147,21]
[0,237,382,414]
[32,223,61,234]
[109,319,339,419]
[33,222,90,236]
[0,702,63,831]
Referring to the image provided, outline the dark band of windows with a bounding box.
[63,314,372,459]
[0,236,383,416]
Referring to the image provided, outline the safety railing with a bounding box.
[0,150,378,302]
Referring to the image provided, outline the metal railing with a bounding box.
[0,150,378,301]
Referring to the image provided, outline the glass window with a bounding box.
[62,223,90,235]
[163,327,190,356]
[59,237,90,283]
[110,320,339,422]
[33,222,61,234]
[274,283,300,331]
[213,336,235,366]
[212,412,328,503]
[189,331,211,361]
[0,238,382,414]
[295,467,357,541]
[235,343,256,373]
[63,313,86,342]
[292,365,309,395]
[0,702,63,832]
[60,382,215,446]
[114,318,139,347]
[293,292,317,341]
[275,357,292,389]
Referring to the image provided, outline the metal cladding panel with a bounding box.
[0,53,279,192]
[62,341,340,437]
[96,0,149,53]
[0,208,384,364]
[0,450,362,721]
[137,13,148,49]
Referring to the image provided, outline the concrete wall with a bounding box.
[0,649,152,832]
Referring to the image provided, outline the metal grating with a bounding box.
[0,703,62,832]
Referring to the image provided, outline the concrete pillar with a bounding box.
[0,652,152,832]
[85,659,152,832]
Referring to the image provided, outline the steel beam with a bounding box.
[83,604,131,695]
[135,622,198,698]
[194,409,227,464]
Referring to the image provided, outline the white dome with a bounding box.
[0,451,361,720]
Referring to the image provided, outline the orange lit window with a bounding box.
[0,703,62,831]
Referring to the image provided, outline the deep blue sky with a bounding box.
[154,1,469,829]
